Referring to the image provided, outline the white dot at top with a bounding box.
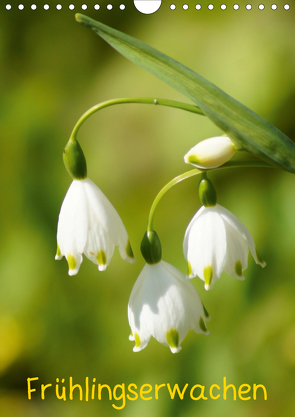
[170,4,176,10]
[271,4,277,9]
[31,4,37,10]
[195,4,201,10]
[69,4,75,10]
[183,4,189,10]
[18,4,24,10]
[221,4,227,10]
[233,4,239,10]
[107,4,112,10]
[258,4,265,9]
[246,4,252,10]
[284,4,290,9]
[94,4,100,10]
[44,4,49,10]
[119,4,125,10]
[6,4,11,10]
[82,4,87,10]
[56,4,62,10]
[208,4,214,10]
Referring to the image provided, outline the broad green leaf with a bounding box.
[76,14,295,173]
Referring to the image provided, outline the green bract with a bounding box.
[75,13,295,174]
[141,231,162,265]
[63,139,87,180]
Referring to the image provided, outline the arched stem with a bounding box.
[70,97,205,141]
[147,160,273,232]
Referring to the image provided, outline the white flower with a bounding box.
[183,204,266,290]
[184,136,237,169]
[55,178,135,275]
[128,260,209,353]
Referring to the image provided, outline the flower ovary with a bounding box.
[140,231,162,264]
[198,173,217,207]
[63,139,87,180]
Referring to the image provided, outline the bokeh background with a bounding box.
[1,1,295,416]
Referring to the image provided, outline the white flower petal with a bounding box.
[127,265,152,351]
[56,178,134,274]
[84,225,115,271]
[57,181,88,256]
[185,207,227,289]
[128,261,208,353]
[184,203,265,289]
[217,204,266,267]
[83,178,135,263]
[223,220,249,280]
[183,205,206,256]
[67,252,83,276]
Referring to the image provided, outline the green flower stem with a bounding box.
[70,97,205,140]
[147,160,273,233]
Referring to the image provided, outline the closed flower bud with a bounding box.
[184,136,237,169]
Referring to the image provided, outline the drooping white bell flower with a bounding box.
[55,178,135,275]
[128,260,209,353]
[183,204,266,290]
[184,136,237,169]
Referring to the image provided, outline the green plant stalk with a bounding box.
[70,97,204,140]
[147,160,273,232]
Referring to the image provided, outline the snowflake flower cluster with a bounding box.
[56,135,265,353]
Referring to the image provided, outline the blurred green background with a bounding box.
[1,1,295,416]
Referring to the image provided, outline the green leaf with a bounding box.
[75,13,295,173]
